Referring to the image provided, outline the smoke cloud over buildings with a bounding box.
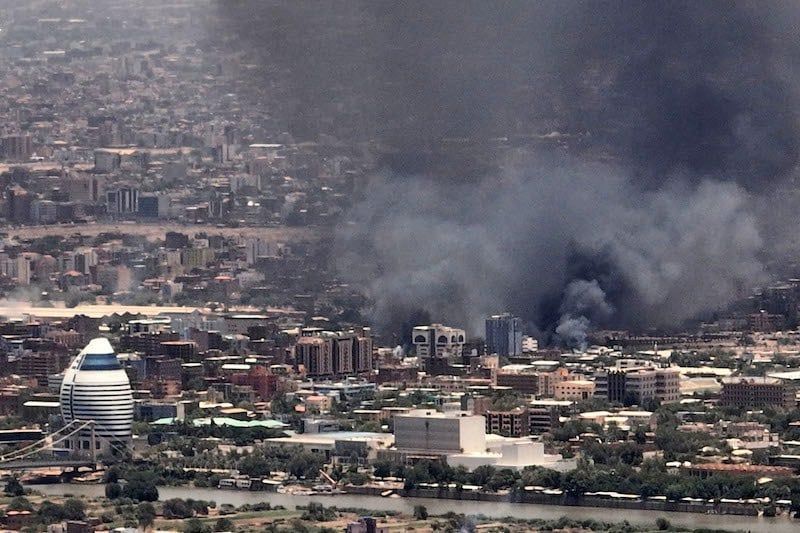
[215,1,800,343]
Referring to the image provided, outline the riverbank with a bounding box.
[34,484,798,532]
[346,484,772,517]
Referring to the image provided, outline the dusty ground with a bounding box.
[2,222,318,242]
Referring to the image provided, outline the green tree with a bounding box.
[633,426,648,445]
[470,465,497,487]
[163,498,194,519]
[238,454,271,477]
[8,496,33,511]
[62,498,86,520]
[213,517,235,532]
[301,502,335,521]
[184,518,210,533]
[655,517,671,530]
[373,459,393,479]
[4,477,23,497]
[37,501,65,524]
[487,469,518,491]
[521,467,561,488]
[288,451,323,479]
[136,502,157,531]
[413,505,428,520]
[122,471,159,501]
[563,465,596,496]
[105,482,122,499]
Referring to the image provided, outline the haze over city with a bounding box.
[0,2,798,532]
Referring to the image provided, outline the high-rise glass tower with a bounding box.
[59,338,134,454]
[485,313,523,356]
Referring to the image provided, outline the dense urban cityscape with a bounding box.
[1,1,800,532]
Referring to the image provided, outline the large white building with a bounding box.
[394,410,485,454]
[412,324,466,359]
[59,338,134,454]
[391,409,570,471]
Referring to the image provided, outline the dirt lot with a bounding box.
[2,222,319,242]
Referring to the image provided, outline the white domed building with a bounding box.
[59,338,133,454]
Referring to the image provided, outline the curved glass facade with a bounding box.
[59,338,133,453]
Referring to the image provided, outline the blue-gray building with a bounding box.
[485,313,523,356]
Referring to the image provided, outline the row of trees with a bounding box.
[138,441,325,483]
[390,457,800,508]
[6,497,86,523]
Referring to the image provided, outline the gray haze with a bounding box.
[213,1,800,344]
[338,156,765,344]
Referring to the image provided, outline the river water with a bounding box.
[34,484,797,532]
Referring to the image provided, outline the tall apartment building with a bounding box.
[334,334,354,375]
[412,324,466,359]
[594,366,680,405]
[720,377,795,409]
[244,238,283,265]
[353,335,374,373]
[106,186,139,214]
[485,313,523,356]
[295,329,373,378]
[5,186,32,224]
[1,134,32,161]
[485,407,530,437]
[528,400,569,434]
[296,336,333,377]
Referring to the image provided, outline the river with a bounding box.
[34,484,796,532]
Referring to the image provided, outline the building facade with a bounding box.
[594,366,680,405]
[412,324,466,359]
[554,379,596,401]
[59,338,134,453]
[485,313,523,356]
[720,377,795,409]
[485,407,530,437]
[393,410,485,454]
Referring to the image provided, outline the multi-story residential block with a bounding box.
[296,336,334,377]
[496,368,539,395]
[554,379,596,401]
[538,367,573,397]
[594,365,680,404]
[720,377,795,409]
[295,329,373,378]
[1,134,32,161]
[528,400,569,434]
[485,407,530,437]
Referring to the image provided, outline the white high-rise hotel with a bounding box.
[412,324,466,359]
[59,338,134,454]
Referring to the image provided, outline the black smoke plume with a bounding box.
[213,1,800,345]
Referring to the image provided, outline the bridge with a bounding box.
[0,420,129,471]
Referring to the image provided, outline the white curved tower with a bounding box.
[59,338,133,454]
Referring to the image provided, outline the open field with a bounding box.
[1,223,318,242]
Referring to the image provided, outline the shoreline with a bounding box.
[345,485,778,518]
[34,483,799,532]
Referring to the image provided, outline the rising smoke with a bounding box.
[213,1,800,345]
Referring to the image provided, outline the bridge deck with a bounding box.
[0,459,97,470]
